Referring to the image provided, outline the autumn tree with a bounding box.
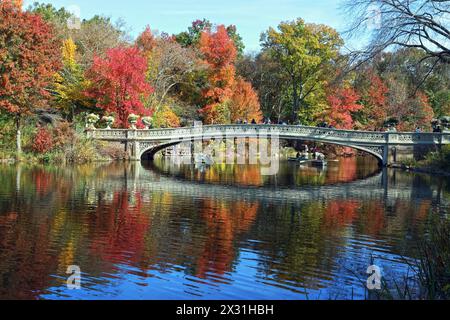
[229,78,263,123]
[152,105,181,128]
[199,25,237,124]
[0,1,61,155]
[136,26,156,54]
[326,87,363,129]
[72,16,127,69]
[261,19,343,123]
[85,46,154,128]
[138,30,203,109]
[353,70,389,130]
[26,2,73,39]
[53,38,90,121]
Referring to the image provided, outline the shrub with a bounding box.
[52,122,75,149]
[32,127,54,154]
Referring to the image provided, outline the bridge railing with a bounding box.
[86,125,450,146]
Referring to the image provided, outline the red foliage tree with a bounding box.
[359,71,389,130]
[199,25,237,123]
[85,46,154,128]
[32,127,54,154]
[0,1,61,154]
[326,87,363,129]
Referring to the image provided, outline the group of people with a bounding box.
[295,145,325,161]
[236,119,258,125]
[233,118,447,133]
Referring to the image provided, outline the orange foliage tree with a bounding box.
[229,78,263,123]
[199,25,237,124]
[199,25,262,124]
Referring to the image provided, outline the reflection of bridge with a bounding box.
[84,164,448,207]
[88,125,450,166]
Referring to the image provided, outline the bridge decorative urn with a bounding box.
[128,114,140,130]
[141,116,153,130]
[86,113,100,130]
[102,116,115,129]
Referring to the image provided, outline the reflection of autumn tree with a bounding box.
[195,164,264,187]
[356,201,386,236]
[88,191,151,267]
[323,200,361,229]
[196,200,259,279]
[0,208,60,299]
[326,158,358,184]
[33,169,53,196]
[250,202,341,290]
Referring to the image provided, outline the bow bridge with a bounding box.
[87,125,450,166]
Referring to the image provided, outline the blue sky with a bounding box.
[24,0,349,52]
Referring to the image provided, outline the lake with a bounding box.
[0,157,449,300]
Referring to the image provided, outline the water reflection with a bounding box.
[0,158,448,300]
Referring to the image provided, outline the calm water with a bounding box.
[0,158,449,300]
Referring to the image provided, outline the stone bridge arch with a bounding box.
[87,124,450,166]
[138,138,385,165]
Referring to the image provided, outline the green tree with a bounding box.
[261,18,343,123]
[175,19,245,56]
[26,2,73,40]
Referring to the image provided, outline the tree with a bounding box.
[229,78,263,123]
[175,19,245,56]
[346,0,450,63]
[344,0,450,82]
[26,1,72,39]
[53,38,90,121]
[85,46,154,128]
[152,105,181,128]
[261,18,343,123]
[353,69,389,130]
[175,19,212,47]
[136,26,156,54]
[72,16,127,69]
[0,1,61,155]
[140,32,203,108]
[385,78,435,131]
[199,25,237,124]
[236,52,289,122]
[326,87,363,129]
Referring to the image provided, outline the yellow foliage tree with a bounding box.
[152,105,181,128]
[53,38,91,120]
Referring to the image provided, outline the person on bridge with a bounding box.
[251,119,257,124]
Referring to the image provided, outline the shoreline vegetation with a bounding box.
[371,215,450,300]
[394,145,450,176]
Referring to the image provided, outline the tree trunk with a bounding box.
[15,114,22,157]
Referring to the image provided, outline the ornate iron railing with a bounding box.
[87,124,450,146]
